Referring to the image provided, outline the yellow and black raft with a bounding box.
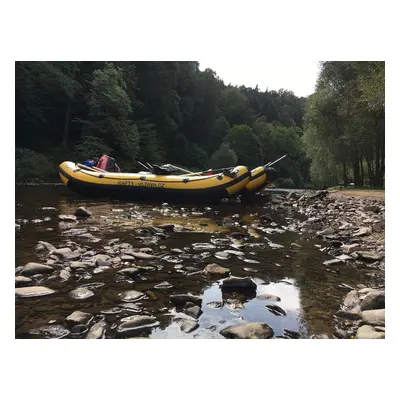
[59,161,251,203]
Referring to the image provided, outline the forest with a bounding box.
[15,61,384,188]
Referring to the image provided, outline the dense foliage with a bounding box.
[15,61,384,188]
[15,61,308,184]
[303,62,385,188]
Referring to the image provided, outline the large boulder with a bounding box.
[221,276,257,291]
[361,309,385,326]
[360,290,385,311]
[356,325,385,339]
[15,286,55,298]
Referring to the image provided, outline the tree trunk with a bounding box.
[342,162,348,185]
[353,146,361,186]
[360,151,364,186]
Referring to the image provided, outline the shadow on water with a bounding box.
[15,185,381,339]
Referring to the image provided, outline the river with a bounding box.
[15,184,381,339]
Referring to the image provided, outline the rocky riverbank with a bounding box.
[261,189,385,338]
[15,185,385,339]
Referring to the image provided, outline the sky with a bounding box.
[198,61,321,98]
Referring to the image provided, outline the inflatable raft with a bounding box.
[59,161,251,202]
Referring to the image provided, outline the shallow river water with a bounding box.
[15,185,381,339]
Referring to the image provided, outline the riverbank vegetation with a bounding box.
[15,61,384,188]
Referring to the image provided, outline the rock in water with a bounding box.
[69,288,94,299]
[20,262,54,276]
[86,321,107,339]
[119,290,146,302]
[66,311,94,325]
[360,290,385,311]
[170,294,202,306]
[75,207,92,218]
[185,305,203,319]
[356,325,385,339]
[266,304,286,316]
[116,315,158,336]
[128,252,157,260]
[203,263,231,277]
[220,322,274,339]
[15,286,55,298]
[52,248,80,261]
[342,290,361,313]
[353,251,381,262]
[361,309,385,326]
[176,318,199,333]
[15,276,32,287]
[116,268,140,277]
[221,276,257,291]
[256,294,281,302]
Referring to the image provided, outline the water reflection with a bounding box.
[15,185,381,338]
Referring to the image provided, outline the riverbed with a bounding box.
[15,185,383,339]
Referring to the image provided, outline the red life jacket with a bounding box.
[95,155,120,172]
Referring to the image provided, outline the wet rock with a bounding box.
[170,294,202,306]
[356,325,385,339]
[162,255,182,264]
[266,304,286,316]
[352,251,381,262]
[86,321,107,339]
[53,248,80,261]
[353,227,372,237]
[225,249,245,256]
[66,311,94,325]
[214,251,231,260]
[203,263,231,277]
[21,262,54,276]
[116,267,139,277]
[78,233,100,242]
[192,243,216,251]
[225,298,244,310]
[176,318,199,333]
[342,290,361,313]
[360,290,385,311]
[243,267,258,273]
[30,324,70,339]
[268,242,284,249]
[15,286,55,298]
[101,307,122,315]
[341,244,361,254]
[70,324,89,338]
[31,219,43,224]
[317,227,335,236]
[364,205,380,213]
[128,251,157,260]
[93,254,112,266]
[290,243,302,249]
[336,254,353,262]
[336,310,361,320]
[154,281,173,289]
[35,241,57,253]
[15,276,32,287]
[119,290,147,302]
[59,214,77,222]
[80,282,105,290]
[75,206,92,218]
[323,259,343,266]
[69,288,94,299]
[119,303,142,313]
[207,301,223,308]
[69,261,89,270]
[361,309,385,326]
[121,254,136,262]
[185,305,202,319]
[116,315,158,336]
[221,276,257,291]
[281,329,301,339]
[256,294,281,302]
[210,238,232,246]
[220,322,274,339]
[59,269,71,281]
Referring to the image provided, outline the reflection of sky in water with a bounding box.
[151,279,305,338]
